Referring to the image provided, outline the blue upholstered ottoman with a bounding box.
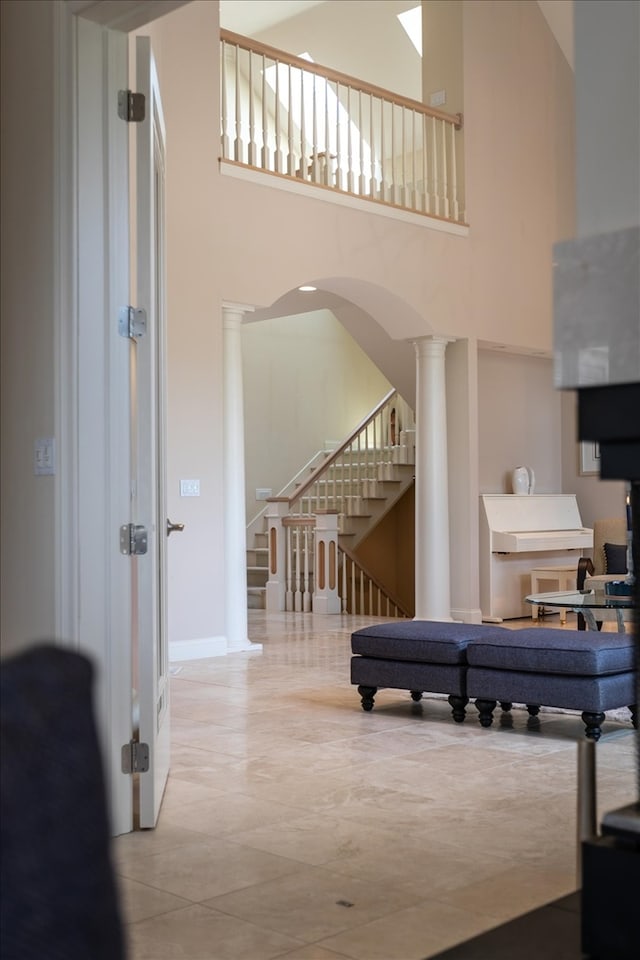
[466,628,638,740]
[350,620,511,722]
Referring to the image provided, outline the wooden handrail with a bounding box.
[282,515,316,527]
[339,542,412,618]
[287,388,398,506]
[221,29,463,130]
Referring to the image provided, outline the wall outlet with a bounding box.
[180,478,200,497]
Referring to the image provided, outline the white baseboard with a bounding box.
[450,607,483,624]
[169,636,227,662]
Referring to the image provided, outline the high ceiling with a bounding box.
[219,0,326,35]
[219,0,574,69]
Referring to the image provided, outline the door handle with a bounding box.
[166,519,185,537]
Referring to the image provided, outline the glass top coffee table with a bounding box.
[525,587,635,632]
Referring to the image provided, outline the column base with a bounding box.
[226,638,263,653]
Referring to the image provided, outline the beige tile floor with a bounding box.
[113,611,638,960]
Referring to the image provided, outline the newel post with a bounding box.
[313,512,341,614]
[265,499,289,612]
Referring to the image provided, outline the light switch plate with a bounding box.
[180,478,200,497]
[34,437,56,476]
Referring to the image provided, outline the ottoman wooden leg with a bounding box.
[526,704,541,717]
[582,711,606,741]
[357,685,377,712]
[476,699,497,728]
[410,690,423,702]
[630,704,638,728]
[447,694,469,723]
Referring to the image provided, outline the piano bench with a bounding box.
[466,628,638,740]
[529,565,577,623]
[350,620,511,722]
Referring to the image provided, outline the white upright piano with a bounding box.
[480,494,593,621]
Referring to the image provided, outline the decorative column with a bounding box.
[413,336,454,621]
[312,512,341,614]
[265,498,288,612]
[223,302,262,652]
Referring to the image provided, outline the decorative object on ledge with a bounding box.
[511,465,535,495]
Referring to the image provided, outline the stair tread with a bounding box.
[248,430,416,597]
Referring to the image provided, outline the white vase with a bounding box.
[512,466,534,495]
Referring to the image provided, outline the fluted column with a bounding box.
[223,302,262,652]
[413,336,453,620]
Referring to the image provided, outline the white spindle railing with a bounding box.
[220,30,465,224]
[264,508,411,617]
[339,546,411,618]
[261,390,415,616]
[289,389,414,521]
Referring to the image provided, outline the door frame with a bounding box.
[54,0,189,835]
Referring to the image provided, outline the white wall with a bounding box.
[464,0,576,352]
[135,3,227,650]
[3,0,619,664]
[478,350,563,495]
[207,0,575,355]
[242,310,391,523]
[247,0,422,101]
[100,0,576,649]
[0,0,56,655]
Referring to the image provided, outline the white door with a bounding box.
[72,6,175,837]
[134,36,172,828]
[75,17,134,837]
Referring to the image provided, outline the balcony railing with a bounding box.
[220,30,465,224]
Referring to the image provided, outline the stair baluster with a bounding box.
[249,389,415,615]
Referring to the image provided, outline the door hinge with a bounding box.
[121,740,150,774]
[120,523,148,556]
[118,89,145,123]
[119,306,147,339]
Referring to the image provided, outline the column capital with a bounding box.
[411,335,456,359]
[222,301,256,326]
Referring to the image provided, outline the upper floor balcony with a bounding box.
[220,30,465,227]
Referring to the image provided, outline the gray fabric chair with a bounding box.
[0,645,126,960]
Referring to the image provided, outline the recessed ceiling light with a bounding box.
[298,285,317,292]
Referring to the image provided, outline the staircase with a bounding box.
[246,389,415,612]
